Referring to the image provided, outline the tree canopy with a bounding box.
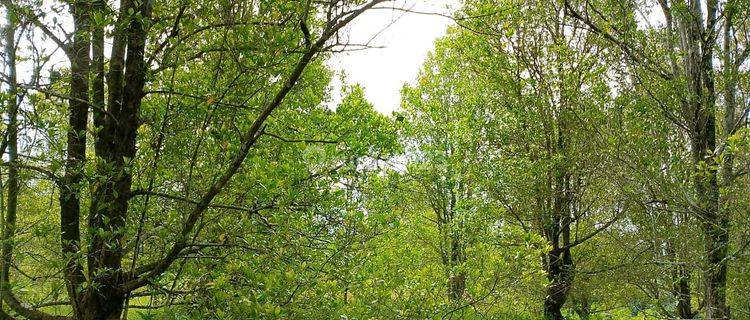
[1,0,750,319]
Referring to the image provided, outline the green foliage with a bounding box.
[2,0,750,319]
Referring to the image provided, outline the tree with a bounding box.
[2,0,750,319]
[446,2,628,318]
[400,29,547,316]
[1,5,21,318]
[564,0,750,317]
[0,0,389,318]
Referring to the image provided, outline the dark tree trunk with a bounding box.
[572,296,591,320]
[543,126,574,320]
[673,264,693,319]
[448,232,466,300]
[544,248,573,320]
[665,239,693,319]
[0,6,19,310]
[82,0,152,318]
[678,1,728,318]
[60,1,91,317]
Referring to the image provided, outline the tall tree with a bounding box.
[452,2,626,318]
[564,0,750,317]
[0,0,389,318]
[1,6,20,318]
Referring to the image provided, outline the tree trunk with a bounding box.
[573,296,591,320]
[60,1,91,317]
[0,6,19,311]
[673,264,693,319]
[82,0,152,318]
[543,124,574,320]
[544,248,573,320]
[666,239,693,319]
[448,231,466,300]
[677,1,727,318]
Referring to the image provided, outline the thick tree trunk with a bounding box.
[82,0,152,318]
[677,1,728,318]
[77,296,125,320]
[448,273,466,301]
[544,153,574,320]
[544,248,573,320]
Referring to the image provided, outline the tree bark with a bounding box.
[431,184,467,301]
[60,1,91,317]
[673,264,693,319]
[680,1,728,318]
[543,248,573,320]
[82,0,152,317]
[664,236,694,319]
[448,231,466,300]
[0,7,18,312]
[543,130,574,320]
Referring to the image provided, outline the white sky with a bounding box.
[328,0,459,114]
[2,1,459,116]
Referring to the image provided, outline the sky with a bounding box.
[1,1,459,115]
[328,0,460,114]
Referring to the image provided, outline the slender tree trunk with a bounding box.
[432,177,467,301]
[0,6,18,309]
[673,264,693,319]
[722,0,737,185]
[665,238,693,319]
[448,231,466,300]
[716,10,738,320]
[544,131,574,320]
[572,296,590,320]
[60,1,91,317]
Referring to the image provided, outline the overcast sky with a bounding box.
[2,1,459,115]
[328,0,460,114]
